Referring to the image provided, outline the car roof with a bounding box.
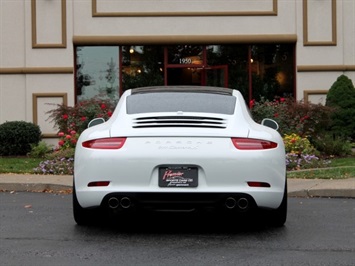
[131,86,234,96]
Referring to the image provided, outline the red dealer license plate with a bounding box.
[159,166,198,188]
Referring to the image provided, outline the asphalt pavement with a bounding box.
[0,173,354,198]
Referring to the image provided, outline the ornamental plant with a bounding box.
[47,98,116,148]
[0,121,41,156]
[250,97,333,138]
[326,75,355,140]
[283,133,316,155]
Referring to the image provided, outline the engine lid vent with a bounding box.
[132,116,227,129]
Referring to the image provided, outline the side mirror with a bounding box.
[261,118,279,131]
[88,118,105,128]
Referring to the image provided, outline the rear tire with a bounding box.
[73,182,100,225]
[267,180,287,227]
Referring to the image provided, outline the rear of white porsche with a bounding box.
[73,87,287,226]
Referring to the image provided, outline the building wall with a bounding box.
[0,0,354,136]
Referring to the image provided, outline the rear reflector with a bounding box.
[247,182,271,188]
[88,181,110,187]
[231,138,277,150]
[82,137,126,149]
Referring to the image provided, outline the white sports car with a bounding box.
[73,86,287,226]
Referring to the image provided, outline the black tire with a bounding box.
[267,180,287,227]
[73,182,100,225]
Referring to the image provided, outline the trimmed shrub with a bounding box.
[0,121,42,156]
[326,75,355,140]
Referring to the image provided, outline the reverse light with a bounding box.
[231,138,277,150]
[82,137,126,149]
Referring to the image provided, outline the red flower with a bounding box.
[70,130,76,135]
[71,139,77,144]
[107,111,113,117]
[100,104,106,110]
[280,98,286,102]
[58,140,65,146]
[62,114,69,120]
[58,132,65,137]
[274,113,279,118]
[65,135,71,139]
[249,99,255,109]
[81,116,87,121]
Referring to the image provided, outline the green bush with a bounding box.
[0,121,41,156]
[28,141,54,158]
[311,134,352,157]
[326,75,355,140]
[251,98,333,138]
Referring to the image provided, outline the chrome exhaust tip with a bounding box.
[225,197,237,209]
[237,198,249,210]
[120,197,132,209]
[108,197,120,209]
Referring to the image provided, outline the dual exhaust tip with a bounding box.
[108,197,132,209]
[225,197,249,211]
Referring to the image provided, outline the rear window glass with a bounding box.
[126,92,236,115]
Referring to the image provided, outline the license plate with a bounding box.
[159,166,198,188]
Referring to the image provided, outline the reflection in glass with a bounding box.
[121,46,164,92]
[76,46,119,103]
[251,44,294,101]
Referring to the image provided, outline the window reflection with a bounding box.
[76,46,119,103]
[121,46,164,92]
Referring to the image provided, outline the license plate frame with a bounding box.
[159,165,198,188]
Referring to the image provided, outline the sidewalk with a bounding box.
[0,174,354,198]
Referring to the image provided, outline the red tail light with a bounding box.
[82,137,126,149]
[231,138,277,150]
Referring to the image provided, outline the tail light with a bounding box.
[231,138,277,150]
[82,137,126,149]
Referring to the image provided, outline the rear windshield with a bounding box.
[126,92,236,115]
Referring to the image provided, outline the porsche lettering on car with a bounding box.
[73,86,287,227]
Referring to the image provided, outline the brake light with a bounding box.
[231,138,277,150]
[82,137,126,149]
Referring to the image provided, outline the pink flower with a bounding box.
[70,130,76,135]
[65,135,71,139]
[280,97,286,102]
[58,140,65,146]
[58,132,65,137]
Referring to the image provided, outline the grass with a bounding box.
[0,156,354,179]
[0,157,43,174]
[287,157,355,179]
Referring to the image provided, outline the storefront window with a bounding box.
[207,45,249,99]
[75,46,119,103]
[251,44,294,101]
[121,46,164,92]
[75,44,295,103]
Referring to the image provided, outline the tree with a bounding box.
[326,75,355,140]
